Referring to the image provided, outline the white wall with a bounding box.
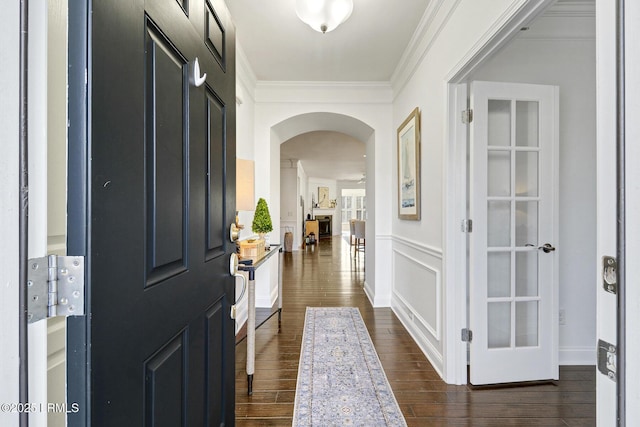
[235,46,257,242]
[390,0,545,379]
[280,164,298,246]
[0,2,21,425]
[472,32,597,364]
[308,177,337,209]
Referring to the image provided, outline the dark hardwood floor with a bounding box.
[235,236,595,426]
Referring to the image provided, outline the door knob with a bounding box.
[538,243,556,253]
[230,223,240,242]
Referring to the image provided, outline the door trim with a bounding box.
[616,0,625,422]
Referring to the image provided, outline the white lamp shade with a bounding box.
[295,0,354,33]
[236,158,255,211]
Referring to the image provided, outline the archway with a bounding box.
[269,112,380,303]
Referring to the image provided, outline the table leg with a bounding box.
[278,249,283,328]
[247,271,256,395]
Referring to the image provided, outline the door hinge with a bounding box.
[461,328,473,342]
[597,339,616,382]
[462,109,473,124]
[27,255,85,323]
[461,219,473,233]
[602,256,617,294]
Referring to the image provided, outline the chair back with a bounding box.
[354,220,365,239]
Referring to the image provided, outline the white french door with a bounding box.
[469,81,559,385]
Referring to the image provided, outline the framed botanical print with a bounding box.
[397,107,421,220]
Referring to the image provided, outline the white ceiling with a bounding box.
[280,131,366,181]
[227,0,432,82]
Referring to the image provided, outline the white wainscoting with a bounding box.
[391,237,444,376]
[392,251,441,340]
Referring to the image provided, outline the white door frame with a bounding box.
[595,0,618,424]
[443,0,558,385]
[1,3,58,427]
[625,1,640,421]
[0,2,22,426]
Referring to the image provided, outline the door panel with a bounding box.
[145,19,189,284]
[67,0,236,424]
[205,87,227,260]
[469,81,558,385]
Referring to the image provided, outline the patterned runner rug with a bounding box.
[293,307,407,426]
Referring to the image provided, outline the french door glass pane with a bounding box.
[488,150,511,197]
[515,201,538,246]
[516,101,539,147]
[515,152,539,197]
[516,252,539,297]
[488,201,511,247]
[488,302,511,349]
[516,301,539,347]
[488,252,511,298]
[488,100,511,146]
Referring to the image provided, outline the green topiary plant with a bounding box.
[252,198,273,235]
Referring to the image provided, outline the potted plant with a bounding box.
[252,198,273,241]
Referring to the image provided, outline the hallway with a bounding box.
[235,237,595,426]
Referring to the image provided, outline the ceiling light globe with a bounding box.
[295,0,354,33]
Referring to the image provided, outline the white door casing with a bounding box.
[595,0,618,424]
[469,81,559,385]
[625,0,640,421]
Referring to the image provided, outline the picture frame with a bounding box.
[397,107,421,220]
[318,186,330,208]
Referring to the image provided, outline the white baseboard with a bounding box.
[391,303,445,379]
[363,281,375,307]
[559,346,596,365]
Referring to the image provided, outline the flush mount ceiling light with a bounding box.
[295,0,354,34]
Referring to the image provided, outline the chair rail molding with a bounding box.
[392,235,443,259]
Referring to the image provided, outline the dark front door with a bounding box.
[67,0,236,425]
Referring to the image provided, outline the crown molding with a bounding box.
[253,80,393,104]
[390,0,456,97]
[542,1,595,18]
[236,42,257,102]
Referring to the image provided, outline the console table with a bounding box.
[237,244,282,395]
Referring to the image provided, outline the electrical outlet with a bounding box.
[559,308,566,325]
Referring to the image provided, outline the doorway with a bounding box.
[445,1,597,386]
